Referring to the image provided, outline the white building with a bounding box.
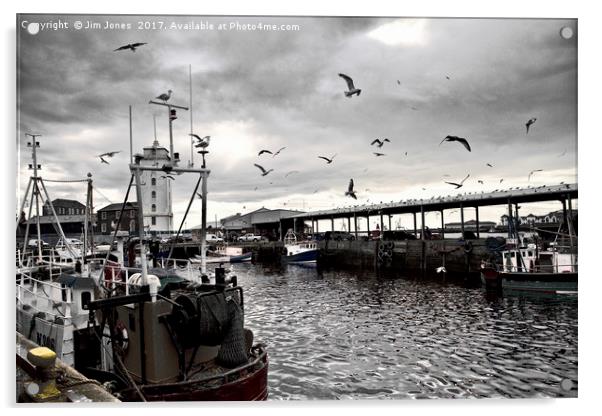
[139,139,173,234]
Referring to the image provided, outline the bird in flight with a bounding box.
[318,154,337,164]
[99,157,109,164]
[98,151,121,158]
[528,169,543,181]
[373,152,386,157]
[114,42,147,52]
[499,178,504,183]
[258,149,272,156]
[445,75,450,80]
[273,147,286,157]
[445,173,470,189]
[371,138,390,148]
[338,73,361,97]
[190,134,210,149]
[486,163,493,167]
[161,175,175,180]
[254,164,274,176]
[345,179,357,199]
[478,180,484,184]
[440,135,471,152]
[397,80,401,85]
[285,170,299,178]
[196,192,203,199]
[526,118,537,134]
[156,89,172,103]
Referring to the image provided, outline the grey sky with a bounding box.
[17,15,577,229]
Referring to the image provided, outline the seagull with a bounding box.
[478,180,484,184]
[373,152,386,157]
[114,42,147,52]
[528,169,543,181]
[436,266,447,273]
[272,147,286,157]
[338,73,361,97]
[404,152,408,156]
[99,156,109,164]
[258,149,273,156]
[254,164,273,176]
[156,89,172,103]
[445,75,450,80]
[98,151,121,158]
[161,175,175,180]
[397,80,401,85]
[344,179,357,200]
[445,173,470,189]
[411,106,418,111]
[190,134,210,149]
[285,170,299,178]
[499,178,504,183]
[371,138,390,148]
[526,118,537,134]
[440,135,471,152]
[318,154,337,164]
[486,163,493,167]
[196,192,203,199]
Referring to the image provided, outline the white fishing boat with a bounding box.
[282,230,318,264]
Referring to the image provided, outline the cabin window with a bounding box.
[81,291,91,308]
[151,216,156,225]
[101,212,106,220]
[151,204,156,212]
[528,251,533,256]
[151,178,156,186]
[151,191,156,199]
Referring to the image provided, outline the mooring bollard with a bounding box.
[25,346,61,402]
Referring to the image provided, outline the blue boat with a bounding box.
[282,231,318,264]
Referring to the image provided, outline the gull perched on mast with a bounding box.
[156,89,173,103]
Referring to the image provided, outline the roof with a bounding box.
[97,202,138,212]
[219,208,306,228]
[45,199,86,209]
[26,214,88,224]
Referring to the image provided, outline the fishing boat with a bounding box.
[481,224,577,295]
[16,124,269,401]
[282,230,318,264]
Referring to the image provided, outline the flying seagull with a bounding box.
[190,134,210,149]
[318,154,337,164]
[285,170,299,178]
[156,89,172,103]
[445,173,470,189]
[196,192,203,199]
[258,149,273,156]
[486,163,493,167]
[499,178,504,183]
[345,179,357,199]
[114,42,147,52]
[373,152,386,157]
[254,163,273,176]
[99,156,109,164]
[272,147,286,157]
[338,73,361,97]
[98,151,121,158]
[445,75,450,80]
[526,118,537,134]
[161,175,175,180]
[528,169,543,181]
[440,135,471,152]
[371,138,390,148]
[397,80,401,85]
[478,180,484,184]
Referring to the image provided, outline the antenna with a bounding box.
[189,64,194,167]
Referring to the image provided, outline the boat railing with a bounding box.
[16,272,74,320]
[160,257,196,281]
[504,263,578,273]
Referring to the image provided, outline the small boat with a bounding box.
[282,230,318,264]
[481,237,577,295]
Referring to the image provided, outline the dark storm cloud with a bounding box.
[17,15,577,222]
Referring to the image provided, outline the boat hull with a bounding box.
[481,268,578,294]
[282,249,318,264]
[230,252,252,263]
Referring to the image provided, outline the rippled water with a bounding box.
[230,263,577,400]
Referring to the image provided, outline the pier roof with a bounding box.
[290,183,578,221]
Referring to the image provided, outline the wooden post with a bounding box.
[507,199,513,239]
[420,206,425,241]
[380,212,384,233]
[460,203,465,238]
[347,216,351,234]
[331,216,335,231]
[388,215,392,231]
[440,210,445,239]
[353,213,358,239]
[413,212,417,237]
[366,215,370,235]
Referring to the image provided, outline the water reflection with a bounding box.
[231,263,578,400]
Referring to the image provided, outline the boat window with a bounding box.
[81,291,91,308]
[528,251,533,256]
[511,252,515,258]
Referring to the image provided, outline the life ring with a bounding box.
[114,321,129,354]
[464,241,473,254]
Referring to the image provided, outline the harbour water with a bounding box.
[229,263,578,400]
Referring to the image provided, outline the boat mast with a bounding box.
[26,133,43,260]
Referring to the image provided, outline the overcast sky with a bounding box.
[16,15,577,230]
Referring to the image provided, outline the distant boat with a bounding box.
[282,230,318,264]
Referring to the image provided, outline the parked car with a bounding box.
[381,230,417,241]
[205,234,224,243]
[238,233,265,242]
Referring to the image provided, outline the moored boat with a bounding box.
[282,230,318,264]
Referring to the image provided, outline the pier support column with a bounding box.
[366,215,370,236]
[311,218,314,234]
[420,206,425,240]
[347,216,351,234]
[561,198,568,231]
[388,215,392,231]
[380,212,384,234]
[413,212,417,237]
[331,217,335,232]
[475,206,480,238]
[316,219,319,233]
[460,203,465,238]
[353,213,358,239]
[440,210,445,239]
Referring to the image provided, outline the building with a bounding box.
[217,208,306,241]
[500,209,578,226]
[42,198,86,216]
[96,202,139,235]
[137,139,173,234]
